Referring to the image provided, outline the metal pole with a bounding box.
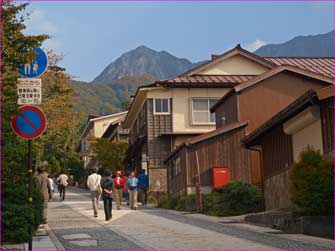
[28,139,33,251]
[195,151,203,213]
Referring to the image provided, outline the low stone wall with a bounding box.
[264,170,290,210]
[245,210,334,239]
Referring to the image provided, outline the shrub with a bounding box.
[2,182,44,243]
[218,181,263,216]
[290,148,334,216]
[159,196,179,209]
[175,194,196,212]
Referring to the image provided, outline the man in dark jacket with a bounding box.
[138,169,149,205]
[100,169,114,221]
[35,166,51,224]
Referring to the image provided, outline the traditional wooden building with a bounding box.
[164,64,333,197]
[124,44,334,197]
[242,86,334,210]
[77,112,128,170]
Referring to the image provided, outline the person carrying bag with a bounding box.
[87,168,102,217]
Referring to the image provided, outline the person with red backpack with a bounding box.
[113,170,125,210]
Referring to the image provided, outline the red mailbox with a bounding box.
[212,167,230,188]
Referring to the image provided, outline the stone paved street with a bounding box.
[46,188,333,250]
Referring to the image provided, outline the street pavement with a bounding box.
[43,187,333,250]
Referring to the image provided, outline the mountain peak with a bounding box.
[93,46,196,83]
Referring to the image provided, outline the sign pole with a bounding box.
[195,151,203,213]
[28,139,33,251]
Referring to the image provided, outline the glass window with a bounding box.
[192,98,219,124]
[154,98,170,114]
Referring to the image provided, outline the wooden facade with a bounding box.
[214,92,238,128]
[320,97,334,155]
[166,123,251,196]
[243,90,334,210]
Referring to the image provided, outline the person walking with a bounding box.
[127,171,139,210]
[138,169,149,205]
[101,169,114,221]
[87,168,102,217]
[57,172,68,201]
[113,171,125,210]
[123,172,130,206]
[35,167,51,224]
[48,174,55,202]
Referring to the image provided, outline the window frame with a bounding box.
[153,98,171,115]
[191,97,219,125]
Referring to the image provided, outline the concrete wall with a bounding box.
[283,106,323,161]
[197,54,268,75]
[149,168,167,192]
[264,170,290,210]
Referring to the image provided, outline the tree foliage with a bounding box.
[2,1,82,182]
[2,1,48,184]
[92,138,128,172]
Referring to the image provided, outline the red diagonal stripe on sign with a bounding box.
[20,112,39,131]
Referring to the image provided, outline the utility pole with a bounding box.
[195,151,203,213]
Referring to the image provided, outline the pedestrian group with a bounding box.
[87,168,149,221]
[34,166,149,224]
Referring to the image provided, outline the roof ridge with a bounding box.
[264,56,334,59]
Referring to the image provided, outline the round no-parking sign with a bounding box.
[11,105,47,140]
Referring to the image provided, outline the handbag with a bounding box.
[96,176,102,195]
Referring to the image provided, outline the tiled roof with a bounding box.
[155,75,256,87]
[265,57,334,78]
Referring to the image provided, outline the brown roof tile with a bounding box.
[265,57,334,78]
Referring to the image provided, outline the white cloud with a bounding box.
[244,39,267,52]
[25,9,62,52]
[29,10,46,22]
[43,39,63,52]
[37,21,60,34]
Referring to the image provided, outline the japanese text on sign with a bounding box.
[17,78,42,105]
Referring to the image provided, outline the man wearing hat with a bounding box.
[113,170,125,210]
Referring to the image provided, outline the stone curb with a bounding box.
[44,224,66,250]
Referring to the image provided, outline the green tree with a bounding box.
[92,138,128,172]
[290,147,334,216]
[2,1,48,183]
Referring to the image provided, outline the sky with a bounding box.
[23,1,334,82]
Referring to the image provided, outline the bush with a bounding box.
[2,182,44,243]
[290,148,334,216]
[217,181,263,216]
[159,182,263,217]
[175,194,196,212]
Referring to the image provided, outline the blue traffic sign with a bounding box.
[19,47,48,78]
[11,106,47,140]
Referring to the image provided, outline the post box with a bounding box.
[212,167,230,188]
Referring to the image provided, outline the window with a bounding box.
[192,98,219,124]
[154,98,170,114]
[173,157,181,177]
[221,112,227,126]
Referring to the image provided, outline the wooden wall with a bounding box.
[260,124,293,179]
[215,92,238,128]
[186,127,251,187]
[238,72,328,134]
[147,99,173,169]
[320,97,334,155]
